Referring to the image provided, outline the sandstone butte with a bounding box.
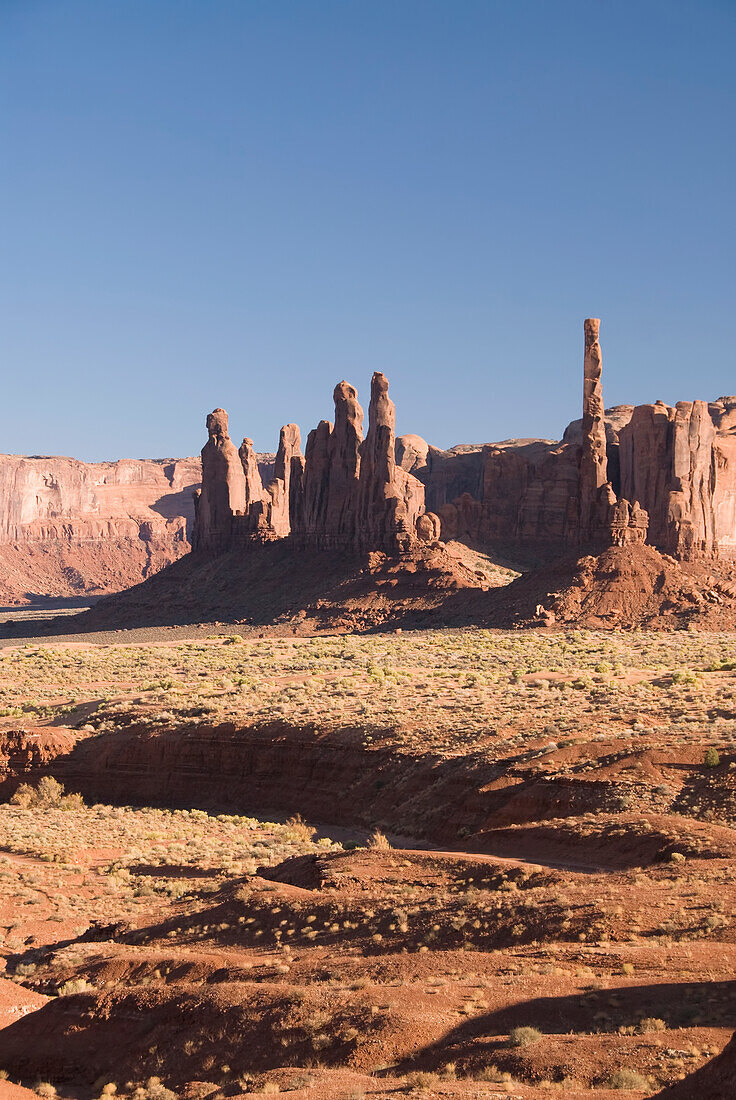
[3,317,736,605]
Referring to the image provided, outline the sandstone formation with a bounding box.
[302,381,364,548]
[190,320,736,568]
[0,446,277,604]
[619,399,717,558]
[417,320,736,562]
[3,317,736,608]
[192,409,246,552]
[194,372,427,556]
[238,438,265,510]
[356,372,424,552]
[579,317,609,534]
[0,454,201,604]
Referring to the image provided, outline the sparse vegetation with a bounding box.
[0,629,734,1096]
[609,1068,651,1089]
[509,1025,543,1047]
[10,776,83,810]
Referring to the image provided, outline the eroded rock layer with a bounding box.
[0,455,201,603]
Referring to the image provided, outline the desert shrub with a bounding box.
[637,1017,666,1034]
[509,1026,542,1047]
[57,978,94,996]
[476,1066,513,1083]
[132,1078,177,1100]
[404,1071,440,1087]
[366,829,391,851]
[284,814,315,841]
[609,1068,650,1089]
[10,778,83,810]
[704,747,720,768]
[8,783,35,808]
[35,1086,57,1099]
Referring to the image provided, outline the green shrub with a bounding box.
[704,747,720,768]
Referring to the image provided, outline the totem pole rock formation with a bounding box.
[579,318,615,538]
[357,372,425,553]
[192,408,246,551]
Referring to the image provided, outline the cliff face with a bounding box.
[0,450,287,603]
[0,455,200,603]
[0,455,200,544]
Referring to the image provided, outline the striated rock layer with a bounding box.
[0,455,200,604]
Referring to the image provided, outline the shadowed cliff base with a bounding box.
[652,1030,736,1097]
[4,538,736,640]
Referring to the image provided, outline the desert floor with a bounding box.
[0,625,735,1097]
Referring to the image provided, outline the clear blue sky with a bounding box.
[1,0,734,460]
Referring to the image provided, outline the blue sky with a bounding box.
[1,0,734,460]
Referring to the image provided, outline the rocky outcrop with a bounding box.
[579,318,609,531]
[264,423,304,538]
[434,320,646,556]
[189,320,736,567]
[193,372,427,556]
[619,398,718,558]
[5,318,733,607]
[576,317,627,543]
[192,409,246,552]
[356,373,424,552]
[238,438,265,511]
[301,382,364,548]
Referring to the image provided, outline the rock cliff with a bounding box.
[0,448,277,604]
[0,454,200,604]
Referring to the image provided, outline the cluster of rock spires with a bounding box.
[192,319,735,564]
[193,372,429,555]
